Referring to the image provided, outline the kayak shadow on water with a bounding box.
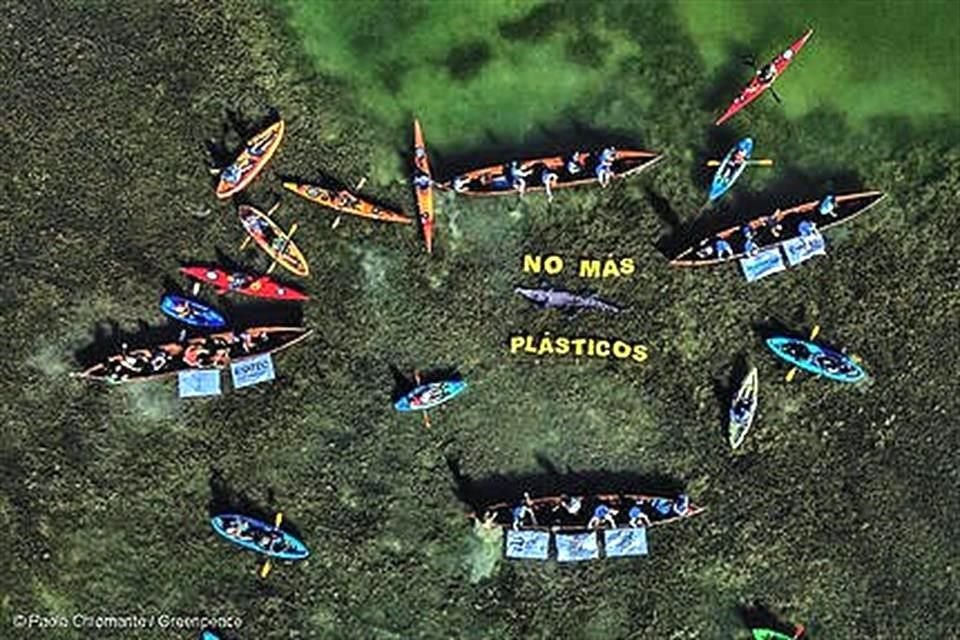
[422,120,650,181]
[445,454,686,513]
[656,167,867,259]
[207,468,307,542]
[73,320,184,369]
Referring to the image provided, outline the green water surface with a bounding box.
[286,0,958,146]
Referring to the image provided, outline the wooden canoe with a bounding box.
[74,327,312,384]
[474,493,704,532]
[413,119,435,253]
[437,149,662,196]
[238,205,309,277]
[670,190,886,267]
[282,181,412,225]
[215,121,284,199]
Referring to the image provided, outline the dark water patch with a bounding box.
[444,40,492,82]
[498,1,586,42]
[564,31,611,68]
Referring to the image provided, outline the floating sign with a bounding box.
[505,529,550,560]
[509,334,649,363]
[604,527,648,558]
[555,531,600,562]
[177,369,222,398]
[230,353,275,389]
[783,231,826,266]
[740,247,787,282]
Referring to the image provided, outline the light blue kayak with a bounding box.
[160,294,227,329]
[201,632,221,640]
[210,514,309,560]
[766,336,865,383]
[709,137,753,201]
[394,379,467,412]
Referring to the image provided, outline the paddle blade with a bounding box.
[286,222,299,238]
[752,159,775,166]
[706,160,721,167]
[266,261,278,275]
[785,367,799,383]
[239,236,252,251]
[809,325,821,340]
[422,411,432,429]
[267,201,281,217]
[259,560,272,579]
[274,512,283,528]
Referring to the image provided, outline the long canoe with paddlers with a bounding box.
[437,148,662,198]
[475,492,704,532]
[670,190,886,267]
[73,327,312,384]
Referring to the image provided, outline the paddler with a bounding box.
[742,226,760,256]
[452,175,470,193]
[757,62,778,85]
[511,492,537,529]
[587,502,618,529]
[673,493,690,517]
[225,517,255,542]
[596,147,616,187]
[566,151,588,175]
[552,494,583,517]
[723,147,748,182]
[541,169,559,201]
[413,172,432,192]
[819,194,837,217]
[509,161,532,196]
[628,503,651,528]
[715,238,734,260]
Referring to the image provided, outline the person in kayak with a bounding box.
[413,173,432,192]
[722,147,748,183]
[673,493,690,516]
[628,503,651,528]
[715,238,734,260]
[452,175,470,193]
[553,494,583,517]
[566,151,588,175]
[757,62,778,85]
[742,226,760,256]
[224,517,256,542]
[596,147,616,187]
[818,194,837,218]
[541,169,559,201]
[509,161,532,196]
[511,492,537,529]
[731,397,753,423]
[587,503,618,529]
[650,497,673,518]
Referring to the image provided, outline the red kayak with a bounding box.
[180,266,308,301]
[715,28,813,126]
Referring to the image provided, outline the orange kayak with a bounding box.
[282,181,412,225]
[215,121,284,199]
[412,119,435,253]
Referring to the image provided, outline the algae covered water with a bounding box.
[4,1,960,639]
[286,0,959,149]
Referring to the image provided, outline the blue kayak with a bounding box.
[160,294,227,329]
[709,137,753,201]
[201,633,221,640]
[210,514,310,560]
[766,336,865,383]
[394,379,467,412]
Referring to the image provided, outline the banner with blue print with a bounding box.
[740,247,786,282]
[783,231,826,266]
[604,527,648,558]
[178,369,221,398]
[230,354,275,389]
[505,529,549,560]
[555,531,599,562]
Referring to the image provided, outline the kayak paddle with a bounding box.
[706,159,774,167]
[258,511,283,579]
[785,325,820,382]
